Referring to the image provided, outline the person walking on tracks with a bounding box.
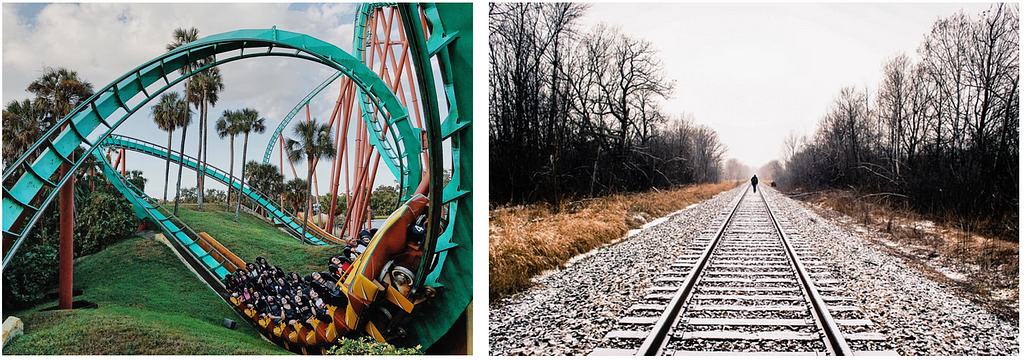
[750,174,759,193]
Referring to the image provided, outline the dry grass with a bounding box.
[489,182,737,300]
[808,189,1019,319]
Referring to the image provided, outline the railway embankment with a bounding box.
[489,182,737,300]
[488,186,1018,356]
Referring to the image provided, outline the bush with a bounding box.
[2,242,60,310]
[326,337,424,355]
[74,191,138,256]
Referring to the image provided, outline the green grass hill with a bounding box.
[1,205,340,355]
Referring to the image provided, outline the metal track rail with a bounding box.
[592,187,890,356]
[634,187,748,355]
[761,189,852,355]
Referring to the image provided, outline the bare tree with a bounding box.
[782,4,1018,241]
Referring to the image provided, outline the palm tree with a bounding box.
[245,161,285,217]
[245,161,285,199]
[169,93,192,216]
[125,170,148,192]
[283,178,309,216]
[152,92,184,204]
[188,67,224,211]
[24,68,94,243]
[234,108,267,222]
[167,27,201,214]
[2,99,43,168]
[286,118,336,241]
[216,109,242,211]
[26,67,94,129]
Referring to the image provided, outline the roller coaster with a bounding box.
[2,3,471,354]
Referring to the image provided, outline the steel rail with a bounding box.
[759,190,853,355]
[635,187,749,356]
[100,134,333,245]
[94,148,238,280]
[261,71,344,165]
[2,27,422,271]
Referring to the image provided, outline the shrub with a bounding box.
[74,191,138,256]
[326,337,424,355]
[2,242,60,310]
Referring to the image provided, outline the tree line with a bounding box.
[778,4,1018,240]
[489,3,726,207]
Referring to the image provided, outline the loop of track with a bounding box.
[591,187,893,356]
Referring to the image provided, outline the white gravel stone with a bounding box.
[488,187,1019,356]
[763,189,1018,356]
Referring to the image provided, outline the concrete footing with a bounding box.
[2,316,24,348]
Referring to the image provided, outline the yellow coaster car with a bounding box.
[226,193,437,354]
[339,193,436,342]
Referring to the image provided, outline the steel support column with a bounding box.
[58,160,74,309]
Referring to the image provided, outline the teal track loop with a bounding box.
[93,148,236,281]
[261,71,344,165]
[2,27,421,270]
[2,6,471,350]
[390,3,473,349]
[100,134,331,246]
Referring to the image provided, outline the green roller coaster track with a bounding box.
[93,147,238,281]
[389,3,473,348]
[1,2,471,350]
[2,27,419,270]
[101,134,331,246]
[261,71,343,165]
[246,4,474,348]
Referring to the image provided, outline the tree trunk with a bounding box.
[202,100,209,209]
[235,133,249,222]
[226,135,235,212]
[302,163,313,244]
[164,129,173,204]
[196,98,205,211]
[174,122,189,216]
[206,102,210,193]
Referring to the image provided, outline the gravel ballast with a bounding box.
[763,189,1018,356]
[488,187,1019,356]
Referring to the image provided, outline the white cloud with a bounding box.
[2,3,409,200]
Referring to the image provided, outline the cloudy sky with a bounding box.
[579,2,996,169]
[1,2,1001,200]
[2,2,406,200]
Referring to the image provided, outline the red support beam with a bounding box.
[59,156,74,309]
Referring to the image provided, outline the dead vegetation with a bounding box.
[795,189,1019,320]
[489,182,737,301]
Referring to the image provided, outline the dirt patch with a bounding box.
[792,190,1018,322]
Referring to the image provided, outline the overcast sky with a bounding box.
[578,2,996,169]
[2,2,408,201]
[1,2,1002,199]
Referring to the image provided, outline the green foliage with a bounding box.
[204,188,226,203]
[245,161,284,199]
[3,98,45,167]
[370,185,400,217]
[125,170,147,192]
[3,166,137,310]
[176,186,199,202]
[74,191,138,256]
[283,178,308,215]
[2,242,59,310]
[319,193,347,218]
[2,236,290,355]
[327,337,424,355]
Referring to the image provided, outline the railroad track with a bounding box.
[591,187,895,356]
